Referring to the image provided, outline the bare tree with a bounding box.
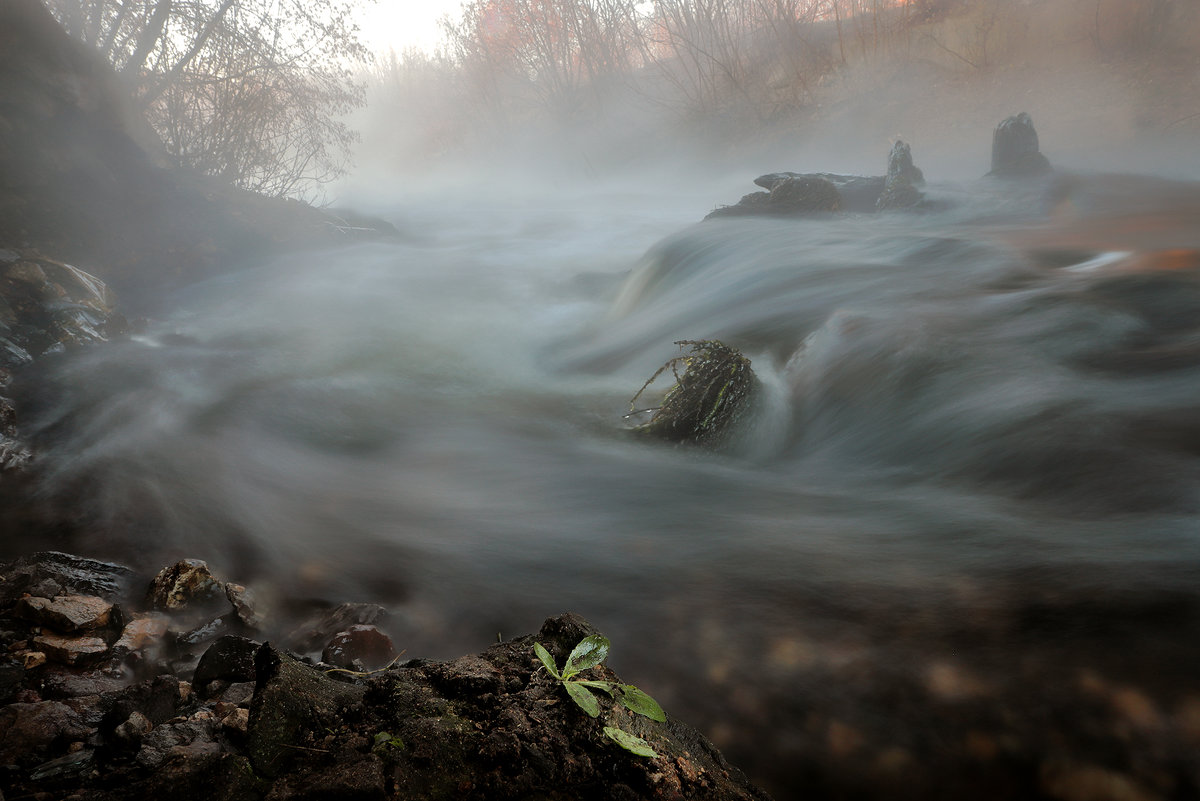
[47,0,372,199]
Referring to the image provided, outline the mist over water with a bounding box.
[11,161,1200,797]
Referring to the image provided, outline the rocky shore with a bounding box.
[0,551,771,800]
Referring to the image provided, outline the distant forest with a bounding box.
[366,0,1198,168]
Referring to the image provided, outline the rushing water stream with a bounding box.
[9,170,1200,799]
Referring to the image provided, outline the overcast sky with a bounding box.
[356,1,464,55]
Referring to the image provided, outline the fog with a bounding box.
[10,1,1200,798]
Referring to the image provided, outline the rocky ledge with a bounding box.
[707,113,1051,220]
[0,551,771,801]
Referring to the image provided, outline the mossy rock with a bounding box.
[628,340,758,447]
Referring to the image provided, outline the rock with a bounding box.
[322,625,397,670]
[886,139,925,186]
[147,559,224,612]
[989,112,1052,177]
[286,602,389,654]
[136,717,221,770]
[0,700,94,763]
[39,666,127,698]
[223,583,264,630]
[220,707,249,735]
[628,340,759,447]
[18,594,113,633]
[31,633,109,667]
[247,644,368,779]
[0,552,136,605]
[707,175,841,219]
[194,635,260,692]
[877,140,925,211]
[113,710,153,746]
[103,675,187,729]
[113,613,170,653]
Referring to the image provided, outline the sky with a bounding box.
[356,0,465,55]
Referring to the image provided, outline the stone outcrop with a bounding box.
[0,552,773,801]
[876,140,925,210]
[706,139,927,219]
[988,112,1052,177]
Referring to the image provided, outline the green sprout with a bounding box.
[533,634,666,758]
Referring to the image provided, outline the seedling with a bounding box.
[534,634,666,758]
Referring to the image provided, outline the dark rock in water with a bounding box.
[877,141,926,211]
[990,112,1052,177]
[707,175,841,219]
[886,139,925,186]
[628,340,759,447]
[322,624,397,670]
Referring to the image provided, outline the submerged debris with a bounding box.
[628,340,759,447]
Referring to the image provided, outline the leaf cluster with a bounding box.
[534,635,666,758]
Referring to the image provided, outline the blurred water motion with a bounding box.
[9,174,1200,799]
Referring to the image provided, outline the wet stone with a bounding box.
[148,559,224,612]
[40,666,126,698]
[0,700,95,763]
[114,613,169,653]
[194,635,259,692]
[19,594,113,633]
[32,633,108,667]
[223,582,264,630]
[287,602,389,653]
[0,552,136,605]
[322,625,397,670]
[113,710,153,746]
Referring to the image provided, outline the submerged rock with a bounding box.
[628,340,759,447]
[989,112,1052,177]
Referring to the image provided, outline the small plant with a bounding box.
[372,731,405,753]
[534,635,666,758]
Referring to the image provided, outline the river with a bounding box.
[9,168,1200,799]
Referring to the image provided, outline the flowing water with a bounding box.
[9,170,1200,799]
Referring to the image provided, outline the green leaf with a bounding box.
[575,679,615,696]
[618,685,667,722]
[564,680,601,717]
[563,634,610,678]
[533,642,560,679]
[603,726,660,758]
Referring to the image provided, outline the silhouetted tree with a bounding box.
[46,0,372,199]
